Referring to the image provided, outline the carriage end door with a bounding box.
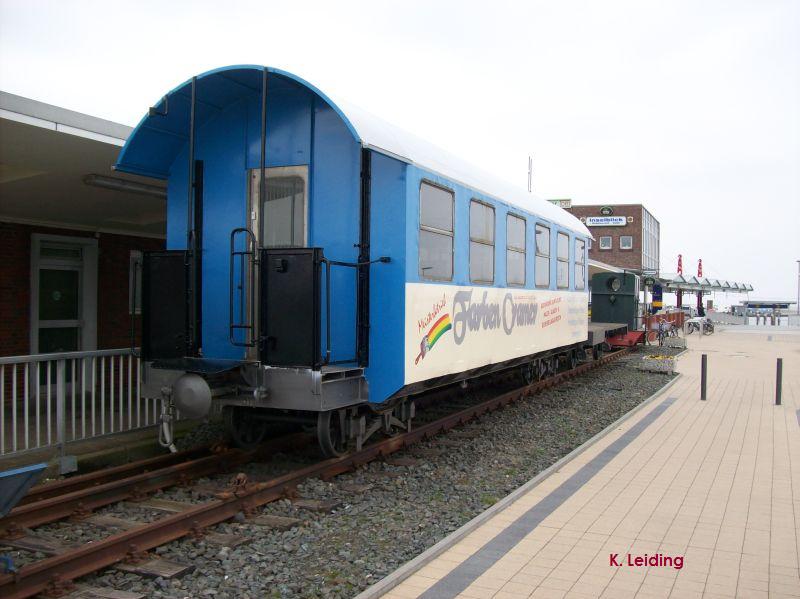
[246,166,308,359]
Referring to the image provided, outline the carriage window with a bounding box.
[575,239,586,290]
[535,224,550,287]
[419,182,454,280]
[557,232,569,289]
[506,214,526,286]
[470,200,494,283]
[262,176,306,247]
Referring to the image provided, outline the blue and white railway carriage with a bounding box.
[116,66,590,457]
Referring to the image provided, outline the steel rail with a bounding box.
[1,433,310,535]
[20,446,213,505]
[0,350,628,598]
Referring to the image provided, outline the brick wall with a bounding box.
[0,221,164,358]
[567,205,644,271]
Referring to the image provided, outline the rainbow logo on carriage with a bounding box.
[415,313,452,364]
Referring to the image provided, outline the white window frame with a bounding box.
[506,213,526,287]
[620,235,633,250]
[469,199,495,284]
[30,233,98,354]
[574,239,586,290]
[249,165,309,248]
[419,181,455,281]
[534,223,551,288]
[599,236,612,250]
[556,232,570,289]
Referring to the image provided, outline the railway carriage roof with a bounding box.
[116,65,589,237]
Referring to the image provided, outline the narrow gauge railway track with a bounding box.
[20,446,216,505]
[0,349,628,599]
[0,433,311,536]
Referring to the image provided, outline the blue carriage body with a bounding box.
[117,65,590,413]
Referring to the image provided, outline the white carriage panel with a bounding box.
[404,283,588,385]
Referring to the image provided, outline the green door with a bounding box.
[38,267,81,353]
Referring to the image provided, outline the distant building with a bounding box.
[563,203,660,274]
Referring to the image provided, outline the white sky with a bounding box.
[1,0,798,304]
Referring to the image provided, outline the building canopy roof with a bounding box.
[656,273,753,293]
[743,299,796,307]
[115,65,589,237]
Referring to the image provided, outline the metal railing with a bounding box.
[0,348,158,458]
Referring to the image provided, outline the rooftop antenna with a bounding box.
[527,155,533,193]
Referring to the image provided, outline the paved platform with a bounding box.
[374,327,799,599]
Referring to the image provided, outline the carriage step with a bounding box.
[320,366,364,383]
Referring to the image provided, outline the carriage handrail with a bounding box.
[229,227,259,347]
[320,256,390,366]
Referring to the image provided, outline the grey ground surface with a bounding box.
[4,347,679,597]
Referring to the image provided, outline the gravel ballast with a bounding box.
[16,347,678,598]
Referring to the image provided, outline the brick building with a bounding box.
[0,91,165,358]
[564,203,660,274]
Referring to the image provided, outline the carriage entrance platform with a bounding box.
[366,327,800,599]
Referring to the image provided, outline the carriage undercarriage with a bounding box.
[150,340,592,459]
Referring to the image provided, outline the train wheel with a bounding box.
[568,350,578,370]
[522,362,535,385]
[317,409,347,458]
[537,359,548,380]
[548,356,559,376]
[223,406,268,451]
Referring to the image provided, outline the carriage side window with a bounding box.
[506,214,526,286]
[557,232,570,289]
[469,200,495,283]
[262,175,306,247]
[419,182,454,280]
[534,224,550,287]
[575,239,586,290]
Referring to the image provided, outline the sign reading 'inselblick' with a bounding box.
[586,216,627,226]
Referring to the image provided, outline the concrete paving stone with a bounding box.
[636,586,673,599]
[769,582,800,597]
[666,590,703,599]
[737,577,769,592]
[375,329,800,599]
[529,587,567,599]
[734,590,769,599]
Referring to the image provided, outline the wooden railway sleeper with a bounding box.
[68,503,91,522]
[124,544,150,564]
[41,574,74,598]
[189,520,205,540]
[0,348,631,599]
